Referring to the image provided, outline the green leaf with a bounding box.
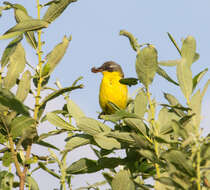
[5,19,48,34]
[201,79,210,99]
[25,176,39,190]
[189,90,201,127]
[135,45,158,87]
[101,110,140,123]
[0,31,23,40]
[0,87,30,116]
[98,157,124,169]
[41,63,51,77]
[33,75,50,88]
[171,120,188,140]
[181,35,196,67]
[158,59,181,67]
[162,149,196,177]
[3,43,26,89]
[64,134,91,152]
[131,133,153,149]
[154,136,180,145]
[134,89,148,117]
[102,172,113,186]
[163,93,185,117]
[38,162,60,179]
[35,140,59,151]
[111,170,135,190]
[67,99,85,122]
[38,129,66,140]
[108,132,135,145]
[0,5,11,17]
[192,68,208,92]
[119,30,139,52]
[25,157,38,165]
[10,116,36,139]
[45,35,71,75]
[77,117,110,136]
[38,85,83,119]
[156,177,181,189]
[43,0,77,23]
[39,85,83,111]
[119,77,138,86]
[46,112,76,130]
[176,58,192,100]
[124,118,147,137]
[167,32,181,55]
[94,132,121,150]
[1,35,23,68]
[201,143,210,161]
[2,152,13,167]
[193,52,200,63]
[16,70,31,102]
[157,107,179,135]
[66,158,100,174]
[0,19,48,40]
[0,171,14,190]
[0,133,7,144]
[157,66,179,86]
[138,149,157,162]
[3,3,27,14]
[14,6,37,49]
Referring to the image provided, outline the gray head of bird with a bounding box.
[91,61,124,77]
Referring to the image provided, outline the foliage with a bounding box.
[0,1,209,190]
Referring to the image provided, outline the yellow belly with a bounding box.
[99,71,128,114]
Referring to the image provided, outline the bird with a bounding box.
[91,61,128,114]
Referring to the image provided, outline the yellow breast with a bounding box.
[99,71,128,114]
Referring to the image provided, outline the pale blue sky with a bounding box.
[0,0,210,189]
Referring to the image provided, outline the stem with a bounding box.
[19,0,43,189]
[60,155,67,190]
[8,135,26,190]
[8,136,22,177]
[197,146,201,190]
[146,88,160,178]
[187,98,201,190]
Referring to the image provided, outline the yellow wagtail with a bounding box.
[91,61,128,114]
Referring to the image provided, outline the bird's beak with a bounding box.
[91,65,104,73]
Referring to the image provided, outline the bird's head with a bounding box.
[91,61,124,77]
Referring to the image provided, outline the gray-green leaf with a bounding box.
[25,176,39,190]
[181,36,196,67]
[119,30,139,52]
[0,19,48,40]
[134,89,148,117]
[66,158,100,174]
[67,99,85,122]
[45,35,71,75]
[43,0,77,23]
[14,7,37,49]
[16,70,31,102]
[157,66,179,86]
[10,116,36,139]
[112,170,135,190]
[4,43,26,89]
[64,134,91,152]
[77,117,110,136]
[1,35,23,68]
[0,87,30,116]
[94,132,121,150]
[46,112,76,130]
[176,58,192,100]
[135,45,158,87]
